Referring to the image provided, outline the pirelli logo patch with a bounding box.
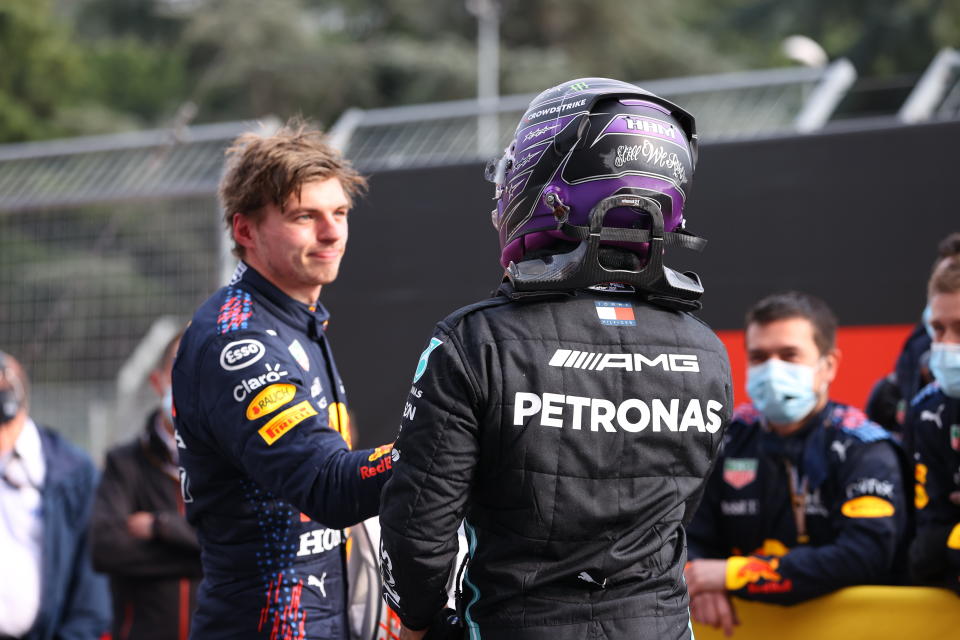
[258,400,317,445]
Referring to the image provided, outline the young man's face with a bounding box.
[236,177,350,304]
[746,316,838,404]
[929,290,960,344]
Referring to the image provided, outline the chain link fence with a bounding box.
[0,122,272,459]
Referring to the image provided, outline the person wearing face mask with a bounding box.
[684,291,908,634]
[0,350,111,640]
[867,232,960,435]
[90,331,202,640]
[908,257,960,593]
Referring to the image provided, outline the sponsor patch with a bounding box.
[413,337,444,383]
[951,424,960,451]
[359,454,392,479]
[220,339,265,371]
[258,400,317,445]
[329,402,351,448]
[288,339,311,371]
[841,495,895,518]
[595,301,636,326]
[513,392,724,433]
[721,499,758,516]
[297,528,343,557]
[233,363,289,401]
[228,261,247,285]
[548,348,699,372]
[368,445,392,462]
[915,461,929,510]
[723,458,758,490]
[246,383,296,420]
[217,289,253,334]
[725,556,784,591]
[948,523,960,550]
[310,377,322,398]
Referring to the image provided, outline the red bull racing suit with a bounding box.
[379,282,733,640]
[687,402,908,604]
[908,382,960,593]
[172,262,392,639]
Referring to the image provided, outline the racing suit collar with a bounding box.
[759,401,836,491]
[236,261,331,335]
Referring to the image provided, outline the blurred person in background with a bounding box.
[0,350,111,639]
[908,256,960,593]
[867,232,960,436]
[685,292,907,635]
[90,330,201,640]
[172,120,395,639]
[379,78,732,640]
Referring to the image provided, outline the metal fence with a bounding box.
[330,60,857,172]
[0,121,282,456]
[899,48,960,123]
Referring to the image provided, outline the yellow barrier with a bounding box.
[692,587,960,640]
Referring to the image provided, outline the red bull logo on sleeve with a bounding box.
[726,555,793,594]
[360,454,393,479]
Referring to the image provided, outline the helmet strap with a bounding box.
[505,190,706,308]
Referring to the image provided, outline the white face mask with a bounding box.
[747,358,826,425]
[161,387,174,425]
[930,343,960,399]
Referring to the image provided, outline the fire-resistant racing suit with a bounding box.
[380,282,733,640]
[172,262,393,639]
[908,382,960,593]
[687,402,908,604]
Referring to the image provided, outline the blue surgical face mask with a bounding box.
[929,343,960,399]
[161,387,174,425]
[747,359,820,426]
[922,304,935,340]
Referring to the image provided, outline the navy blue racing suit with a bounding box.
[687,402,908,604]
[172,262,393,639]
[908,382,960,593]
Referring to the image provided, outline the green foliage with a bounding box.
[0,0,87,141]
[2,0,957,143]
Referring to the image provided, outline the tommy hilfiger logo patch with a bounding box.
[595,301,636,326]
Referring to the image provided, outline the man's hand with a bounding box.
[685,558,728,597]
[399,625,427,640]
[127,511,155,540]
[690,591,739,637]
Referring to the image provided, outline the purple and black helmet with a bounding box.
[487,78,702,298]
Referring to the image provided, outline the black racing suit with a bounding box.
[172,262,393,639]
[380,282,733,640]
[908,382,960,593]
[687,402,908,604]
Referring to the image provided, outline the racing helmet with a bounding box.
[487,77,706,302]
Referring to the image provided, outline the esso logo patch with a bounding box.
[220,339,265,371]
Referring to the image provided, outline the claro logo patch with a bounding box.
[246,383,295,420]
[258,400,317,445]
[219,339,265,370]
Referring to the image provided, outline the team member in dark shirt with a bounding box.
[686,292,907,635]
[909,256,960,593]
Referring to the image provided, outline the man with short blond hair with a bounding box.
[173,120,394,639]
[909,255,960,592]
